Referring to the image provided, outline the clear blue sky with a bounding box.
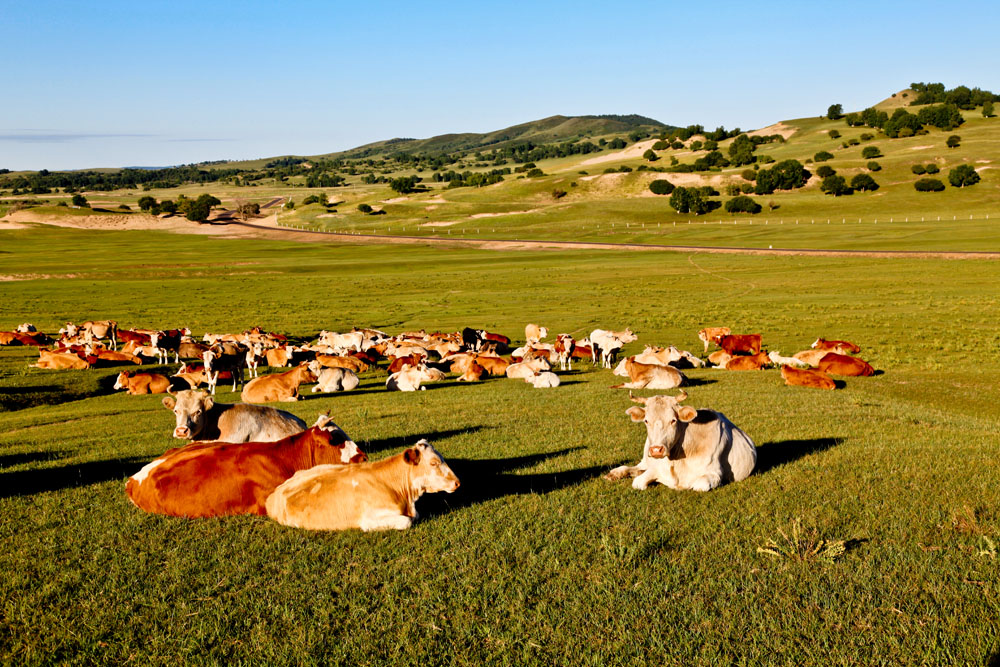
[3,1,998,170]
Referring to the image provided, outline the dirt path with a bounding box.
[229,221,1000,259]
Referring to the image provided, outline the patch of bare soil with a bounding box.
[747,122,797,140]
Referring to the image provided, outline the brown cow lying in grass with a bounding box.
[241,363,317,403]
[817,352,875,377]
[115,371,172,395]
[780,364,837,390]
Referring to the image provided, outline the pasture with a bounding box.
[1,227,999,664]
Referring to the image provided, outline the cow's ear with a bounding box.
[625,406,645,422]
[677,406,697,422]
[162,396,176,410]
[202,396,215,411]
[403,447,421,465]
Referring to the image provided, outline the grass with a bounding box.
[1,227,999,664]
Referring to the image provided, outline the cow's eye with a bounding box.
[431,460,440,467]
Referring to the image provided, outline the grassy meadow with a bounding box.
[2,227,999,664]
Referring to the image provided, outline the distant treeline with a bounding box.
[0,166,243,194]
[909,82,999,108]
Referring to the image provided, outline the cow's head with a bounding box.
[114,371,130,390]
[625,391,697,459]
[811,338,825,349]
[162,389,214,439]
[403,440,460,493]
[312,414,366,463]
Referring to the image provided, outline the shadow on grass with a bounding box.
[362,425,492,454]
[755,437,844,475]
[0,450,69,468]
[418,446,603,516]
[986,649,1000,667]
[682,377,717,387]
[0,457,147,498]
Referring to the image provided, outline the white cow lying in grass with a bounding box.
[386,364,446,391]
[605,392,756,492]
[525,371,560,388]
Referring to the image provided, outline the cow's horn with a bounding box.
[628,391,647,405]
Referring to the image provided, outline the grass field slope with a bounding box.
[1,227,999,664]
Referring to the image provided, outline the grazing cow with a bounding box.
[697,327,731,353]
[723,352,770,371]
[611,357,685,389]
[16,323,36,333]
[605,392,756,492]
[781,365,836,390]
[792,349,828,368]
[718,334,762,356]
[811,338,862,355]
[265,439,458,531]
[525,371,560,388]
[768,351,810,369]
[127,415,365,518]
[525,324,549,345]
[162,389,307,442]
[241,363,316,403]
[817,352,875,377]
[554,334,576,371]
[114,371,172,395]
[590,328,638,368]
[505,358,551,379]
[386,364,447,392]
[311,367,360,393]
[31,349,91,370]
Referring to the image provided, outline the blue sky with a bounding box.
[2,1,998,170]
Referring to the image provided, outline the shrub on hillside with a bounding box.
[670,141,684,150]
[828,129,841,139]
[948,164,981,187]
[821,175,853,196]
[690,140,703,151]
[740,183,754,194]
[860,133,875,141]
[138,196,157,211]
[525,168,545,177]
[724,195,762,214]
[862,146,882,159]
[754,159,809,194]
[726,185,741,197]
[847,137,860,146]
[728,134,756,167]
[71,194,89,207]
[741,169,756,182]
[850,174,879,191]
[946,135,961,148]
[867,161,881,172]
[357,203,373,214]
[643,149,658,162]
[703,140,718,151]
[914,178,945,192]
[669,186,709,215]
[649,179,675,195]
[816,165,836,179]
[814,151,834,162]
[159,200,177,214]
[924,164,939,174]
[984,100,995,117]
[911,164,926,175]
[652,140,670,150]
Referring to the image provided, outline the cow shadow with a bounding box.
[0,450,70,468]
[681,377,717,387]
[985,649,1000,667]
[417,446,604,516]
[755,437,843,475]
[362,425,493,454]
[0,457,147,498]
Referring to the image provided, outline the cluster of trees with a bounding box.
[0,166,242,194]
[648,179,675,195]
[819,172,879,197]
[845,105,965,138]
[137,193,220,220]
[668,186,719,215]
[913,165,980,192]
[909,83,999,109]
[432,169,508,188]
[388,175,423,194]
[480,139,604,165]
[137,195,178,216]
[305,172,346,188]
[751,160,810,195]
[910,164,940,175]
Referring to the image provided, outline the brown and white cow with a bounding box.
[718,334,762,356]
[127,415,365,518]
[265,439,458,531]
[611,357,685,389]
[162,389,307,442]
[781,365,837,390]
[697,327,731,353]
[817,352,875,377]
[633,345,705,369]
[605,392,756,492]
[525,324,549,345]
[811,338,862,355]
[16,323,36,333]
[241,363,316,403]
[590,328,638,368]
[114,371,172,395]
[554,334,576,371]
[792,349,827,368]
[80,320,119,350]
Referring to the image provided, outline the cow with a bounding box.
[177,340,211,361]
[525,371,560,388]
[114,371,172,395]
[315,354,369,374]
[0,332,22,346]
[80,320,119,350]
[13,331,48,346]
[781,365,837,390]
[456,360,486,382]
[525,324,548,345]
[124,342,169,364]
[811,338,862,355]
[31,349,91,370]
[172,367,216,393]
[792,349,827,368]
[590,328,638,368]
[554,334,576,371]
[571,343,594,361]
[92,349,142,366]
[386,364,447,391]
[611,357,685,389]
[505,358,551,379]
[127,415,365,518]
[389,353,426,374]
[245,342,264,379]
[722,352,770,371]
[16,323,36,333]
[605,392,756,492]
[241,362,316,403]
[162,389,307,442]
[265,439,458,531]
[817,352,875,377]
[768,351,810,369]
[474,354,509,377]
[461,327,487,352]
[265,346,293,368]
[150,329,189,363]
[318,330,364,353]
[697,327,731,353]
[718,334,762,356]
[311,366,360,393]
[118,329,152,347]
[633,345,704,369]
[204,348,246,393]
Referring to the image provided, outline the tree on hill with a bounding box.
[389,175,421,194]
[642,148,659,162]
[867,161,881,172]
[71,194,89,207]
[914,178,945,192]
[754,160,809,195]
[984,100,995,117]
[728,134,756,167]
[652,140,670,150]
[608,137,627,149]
[821,175,852,196]
[850,174,879,191]
[724,195,761,214]
[159,200,177,215]
[948,164,980,188]
[814,151,834,162]
[816,165,836,179]
[861,146,882,159]
[649,179,675,195]
[827,104,844,120]
[946,135,961,148]
[669,187,709,215]
[828,129,841,139]
[138,196,157,211]
[357,203,373,214]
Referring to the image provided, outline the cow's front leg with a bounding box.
[631,468,658,490]
[360,511,413,532]
[604,463,644,481]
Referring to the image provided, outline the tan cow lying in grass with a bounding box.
[611,357,685,390]
[634,345,704,369]
[163,389,306,442]
[792,349,829,368]
[817,353,875,377]
[241,363,317,402]
[811,338,861,355]
[315,354,369,374]
[386,364,447,391]
[505,358,550,379]
[115,371,171,395]
[32,349,91,370]
[265,439,459,531]
[605,392,756,492]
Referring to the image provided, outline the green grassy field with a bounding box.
[2,227,999,664]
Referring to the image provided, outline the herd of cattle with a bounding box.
[2,320,875,530]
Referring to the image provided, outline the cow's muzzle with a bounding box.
[649,444,667,459]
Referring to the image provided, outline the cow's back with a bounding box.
[715,414,756,482]
[267,463,396,531]
[215,403,306,443]
[684,412,756,484]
